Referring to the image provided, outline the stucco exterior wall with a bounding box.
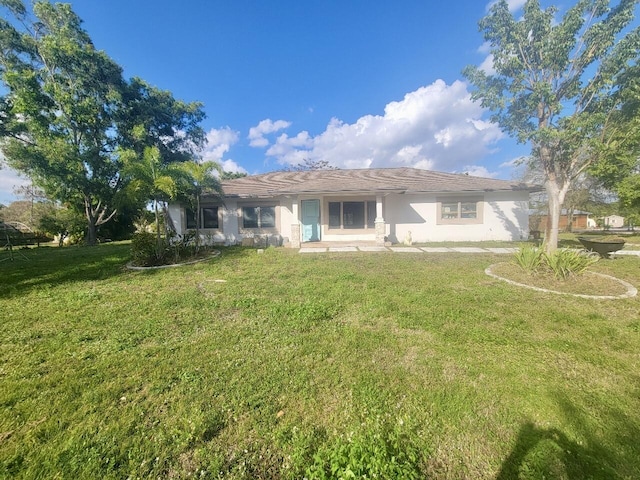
[384,191,529,243]
[170,189,530,245]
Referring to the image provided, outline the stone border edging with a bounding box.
[485,263,637,300]
[126,250,221,271]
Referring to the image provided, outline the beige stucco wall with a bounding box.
[170,190,530,245]
[384,191,529,243]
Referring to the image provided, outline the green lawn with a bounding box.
[1,244,639,479]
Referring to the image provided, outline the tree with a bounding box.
[177,160,224,253]
[121,146,181,259]
[220,170,248,180]
[590,63,640,209]
[0,1,128,245]
[38,204,85,246]
[0,199,55,231]
[117,77,207,165]
[464,0,640,252]
[282,158,339,172]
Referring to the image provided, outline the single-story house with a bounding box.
[531,209,596,232]
[168,167,538,247]
[603,215,625,229]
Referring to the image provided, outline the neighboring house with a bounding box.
[168,167,538,247]
[604,215,625,229]
[531,209,596,232]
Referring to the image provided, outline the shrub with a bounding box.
[513,246,599,280]
[130,232,160,266]
[514,245,545,274]
[544,248,599,279]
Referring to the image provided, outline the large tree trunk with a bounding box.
[195,194,201,254]
[543,176,570,254]
[84,196,117,246]
[85,198,98,246]
[154,200,162,259]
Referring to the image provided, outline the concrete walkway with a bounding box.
[299,245,640,256]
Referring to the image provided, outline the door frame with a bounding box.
[301,199,321,242]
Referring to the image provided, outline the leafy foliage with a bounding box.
[514,244,546,274]
[303,418,422,480]
[0,1,208,245]
[514,245,599,279]
[0,1,126,245]
[544,248,600,279]
[464,0,640,252]
[38,205,86,246]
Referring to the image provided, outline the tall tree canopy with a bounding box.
[0,0,208,244]
[117,77,206,165]
[464,0,640,252]
[0,0,125,244]
[590,63,640,209]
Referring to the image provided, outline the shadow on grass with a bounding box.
[0,243,134,298]
[0,244,247,299]
[497,393,640,479]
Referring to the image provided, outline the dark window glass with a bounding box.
[186,208,197,229]
[259,206,275,228]
[367,201,376,228]
[242,207,259,228]
[460,202,477,219]
[202,207,219,228]
[343,202,365,229]
[329,202,341,228]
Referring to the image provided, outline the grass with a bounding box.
[1,243,640,479]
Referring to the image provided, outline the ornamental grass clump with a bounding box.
[513,245,545,274]
[544,248,600,279]
[513,245,599,279]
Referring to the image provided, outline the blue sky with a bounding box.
[1,0,636,205]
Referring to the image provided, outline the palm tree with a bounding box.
[177,160,224,253]
[122,146,179,259]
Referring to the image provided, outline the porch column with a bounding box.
[290,199,301,248]
[374,194,386,246]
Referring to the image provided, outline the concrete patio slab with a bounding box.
[485,247,518,254]
[420,247,454,253]
[299,247,327,253]
[328,246,359,252]
[450,247,489,253]
[358,246,390,252]
[389,247,423,253]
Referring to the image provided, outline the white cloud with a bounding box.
[478,53,496,75]
[460,165,499,178]
[0,162,31,205]
[248,119,292,147]
[220,159,248,175]
[200,127,240,163]
[499,156,527,168]
[262,80,504,173]
[486,0,526,12]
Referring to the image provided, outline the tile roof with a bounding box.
[219,167,538,198]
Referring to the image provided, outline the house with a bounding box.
[603,215,625,229]
[168,167,538,247]
[531,209,596,232]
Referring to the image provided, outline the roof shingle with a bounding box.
[219,167,537,198]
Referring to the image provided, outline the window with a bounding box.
[328,201,376,230]
[186,208,197,229]
[186,206,219,229]
[202,207,219,228]
[343,202,364,229]
[437,198,483,225]
[242,206,276,228]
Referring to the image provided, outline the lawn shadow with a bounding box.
[497,393,640,479]
[0,243,134,298]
